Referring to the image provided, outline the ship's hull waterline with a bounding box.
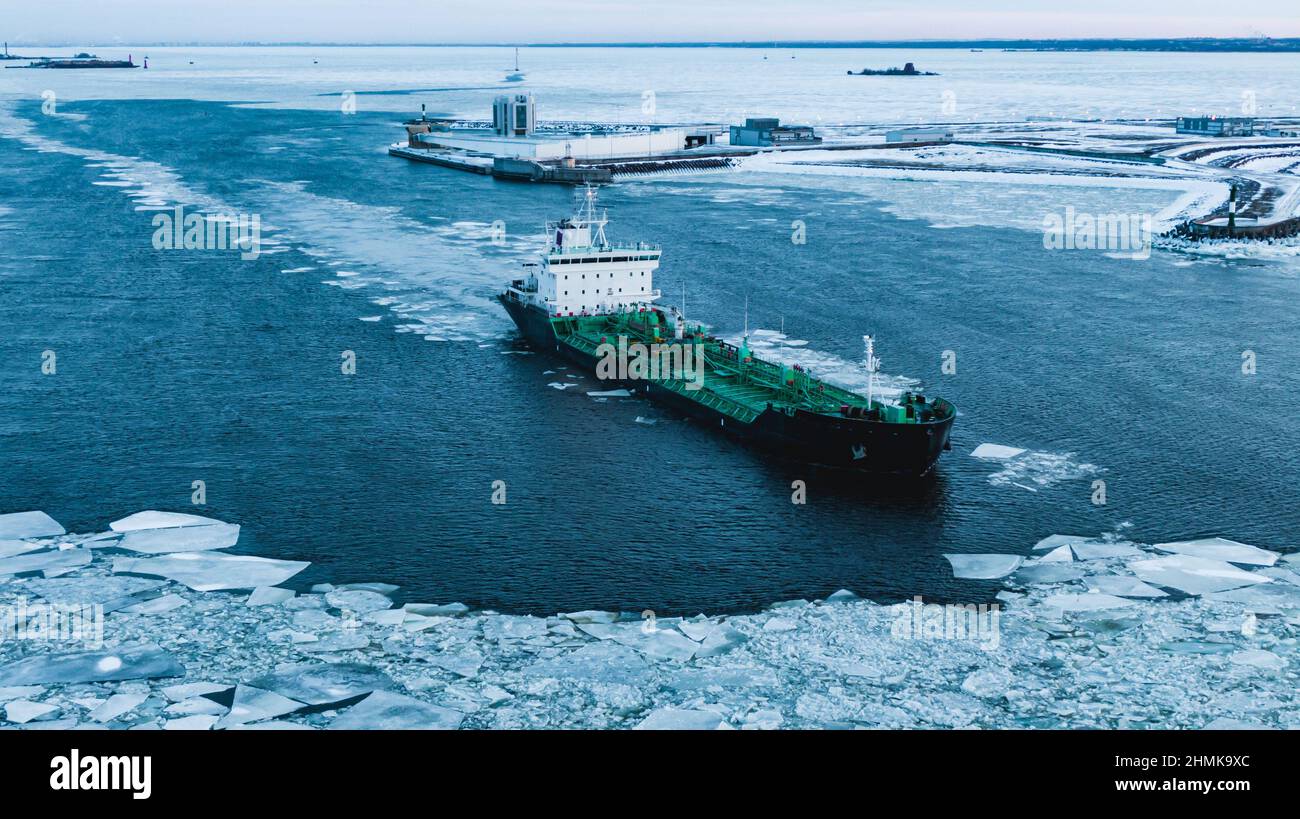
[501,297,954,477]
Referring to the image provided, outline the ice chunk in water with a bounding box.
[1153,538,1279,567]
[1129,555,1272,595]
[162,682,231,702]
[944,554,1023,579]
[120,594,189,615]
[1070,541,1143,561]
[4,699,58,724]
[970,444,1026,460]
[113,551,309,591]
[25,575,164,606]
[635,708,732,730]
[324,589,393,613]
[117,523,240,554]
[90,693,149,723]
[0,643,183,685]
[587,389,632,398]
[110,510,227,532]
[0,540,45,559]
[164,715,219,730]
[1042,593,1137,612]
[245,663,395,707]
[1084,576,1168,598]
[328,690,463,730]
[1036,545,1074,563]
[217,685,305,728]
[1033,534,1090,551]
[0,511,65,539]
[247,587,295,606]
[0,547,91,577]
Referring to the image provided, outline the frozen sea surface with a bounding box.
[0,512,1295,729]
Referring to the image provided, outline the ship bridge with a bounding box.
[513,187,661,317]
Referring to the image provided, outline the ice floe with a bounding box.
[1129,555,1272,596]
[1153,538,1279,567]
[1,510,1296,729]
[117,523,241,554]
[970,443,1025,460]
[113,551,309,591]
[0,512,66,539]
[109,511,228,532]
[944,554,1023,579]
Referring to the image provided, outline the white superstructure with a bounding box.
[507,187,661,317]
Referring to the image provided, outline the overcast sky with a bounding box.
[5,0,1297,44]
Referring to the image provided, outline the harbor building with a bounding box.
[1175,116,1254,137]
[493,94,537,136]
[886,128,954,144]
[728,117,821,147]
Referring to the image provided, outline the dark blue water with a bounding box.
[2,99,1297,615]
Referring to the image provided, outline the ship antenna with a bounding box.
[863,335,879,408]
[743,293,749,340]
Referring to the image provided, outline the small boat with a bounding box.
[504,48,524,82]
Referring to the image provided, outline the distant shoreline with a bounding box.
[7,38,1300,52]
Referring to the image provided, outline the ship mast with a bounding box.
[863,335,879,408]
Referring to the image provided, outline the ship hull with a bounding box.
[500,298,953,477]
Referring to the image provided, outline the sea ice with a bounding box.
[1084,576,1168,598]
[109,510,228,532]
[162,682,231,702]
[635,708,731,730]
[1229,650,1285,672]
[944,554,1024,579]
[163,715,219,730]
[1036,545,1074,563]
[0,643,183,685]
[0,547,91,577]
[1015,564,1086,584]
[25,575,164,606]
[0,511,65,539]
[1042,593,1136,612]
[1033,534,1091,551]
[1070,541,1144,560]
[526,641,652,687]
[4,699,58,724]
[0,540,44,559]
[117,523,241,554]
[113,551,310,591]
[120,594,189,615]
[324,589,393,613]
[695,625,747,658]
[561,610,620,624]
[587,389,632,398]
[327,690,463,730]
[247,586,295,606]
[1152,537,1279,567]
[90,693,149,723]
[1129,555,1272,595]
[245,663,395,707]
[217,685,305,728]
[970,443,1026,460]
[404,602,468,617]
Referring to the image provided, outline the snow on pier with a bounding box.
[1,509,1296,729]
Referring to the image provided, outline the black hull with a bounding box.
[500,297,953,477]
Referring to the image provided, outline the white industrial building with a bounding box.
[419,128,686,160]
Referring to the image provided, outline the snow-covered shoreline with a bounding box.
[1,510,1296,730]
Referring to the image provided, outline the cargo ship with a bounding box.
[499,189,955,475]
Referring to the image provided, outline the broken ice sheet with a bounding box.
[245,663,395,707]
[1084,576,1168,598]
[0,547,91,577]
[24,575,164,606]
[117,523,241,554]
[327,690,463,730]
[0,511,66,539]
[587,389,632,398]
[1033,534,1091,551]
[113,551,309,591]
[90,693,150,723]
[1070,541,1143,561]
[109,510,227,532]
[1153,537,1279,567]
[970,443,1025,460]
[217,685,305,728]
[635,708,732,730]
[1129,555,1272,596]
[1042,593,1137,612]
[0,643,184,686]
[944,554,1023,580]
